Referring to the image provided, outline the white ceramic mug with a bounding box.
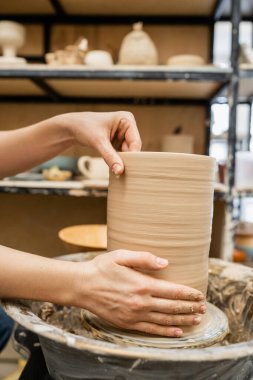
[78,156,109,179]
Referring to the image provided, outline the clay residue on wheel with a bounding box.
[34,258,253,348]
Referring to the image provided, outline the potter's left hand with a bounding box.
[57,111,142,175]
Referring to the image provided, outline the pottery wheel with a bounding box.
[81,302,229,349]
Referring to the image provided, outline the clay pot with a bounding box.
[167,54,205,67]
[108,152,215,296]
[118,22,158,65]
[84,50,113,67]
[0,21,26,65]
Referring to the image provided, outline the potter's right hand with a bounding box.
[75,250,206,337]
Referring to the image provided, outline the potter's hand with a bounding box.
[57,111,141,175]
[77,250,206,338]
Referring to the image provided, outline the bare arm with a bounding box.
[0,247,205,337]
[0,111,141,178]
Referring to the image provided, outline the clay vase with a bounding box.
[118,22,158,65]
[84,50,113,67]
[0,21,26,65]
[108,152,215,321]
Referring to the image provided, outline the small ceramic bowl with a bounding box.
[32,156,78,174]
[167,54,205,67]
[84,50,113,67]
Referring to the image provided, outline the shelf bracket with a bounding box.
[31,78,61,102]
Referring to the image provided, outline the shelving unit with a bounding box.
[0,0,241,257]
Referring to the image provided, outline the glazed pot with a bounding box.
[108,152,215,296]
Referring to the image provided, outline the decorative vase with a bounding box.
[118,22,158,65]
[0,21,26,65]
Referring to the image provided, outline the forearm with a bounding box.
[0,245,84,306]
[0,116,75,178]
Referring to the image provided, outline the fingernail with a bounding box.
[193,316,201,324]
[174,329,183,337]
[196,293,204,301]
[112,163,123,176]
[156,257,169,267]
[200,305,206,313]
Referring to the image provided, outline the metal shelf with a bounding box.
[0,180,227,200]
[0,65,232,102]
[0,179,108,198]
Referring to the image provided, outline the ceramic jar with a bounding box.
[84,50,113,67]
[107,152,215,296]
[118,22,158,65]
[0,21,26,64]
[167,54,205,66]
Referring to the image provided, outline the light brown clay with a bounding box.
[118,22,158,65]
[107,152,216,337]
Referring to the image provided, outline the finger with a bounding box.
[132,322,183,337]
[146,312,201,327]
[117,116,142,152]
[95,139,124,175]
[112,250,169,271]
[150,298,206,315]
[151,280,204,302]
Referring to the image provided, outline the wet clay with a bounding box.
[108,152,216,294]
[107,152,216,338]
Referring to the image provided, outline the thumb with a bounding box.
[113,250,169,271]
[96,139,124,176]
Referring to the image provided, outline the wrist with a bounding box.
[50,114,76,146]
[67,261,93,309]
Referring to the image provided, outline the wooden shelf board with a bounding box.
[0,0,54,14]
[60,0,217,16]
[0,0,219,17]
[47,78,220,99]
[0,79,44,96]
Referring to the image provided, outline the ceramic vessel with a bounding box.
[118,22,158,65]
[108,152,216,338]
[0,21,26,65]
[78,156,109,179]
[167,54,205,67]
[84,50,113,67]
[161,134,194,153]
[32,155,78,174]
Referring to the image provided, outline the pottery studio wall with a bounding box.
[0,23,223,258]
